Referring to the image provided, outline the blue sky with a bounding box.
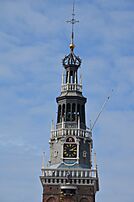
[0,0,134,202]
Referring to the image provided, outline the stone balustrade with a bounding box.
[51,128,92,139]
[40,168,98,187]
[61,84,82,92]
[43,168,97,178]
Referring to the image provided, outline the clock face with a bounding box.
[63,144,77,158]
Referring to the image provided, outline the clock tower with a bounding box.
[40,5,99,202]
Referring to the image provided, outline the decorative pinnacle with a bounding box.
[41,152,45,169]
[66,1,79,51]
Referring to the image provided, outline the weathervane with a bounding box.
[66,1,79,50]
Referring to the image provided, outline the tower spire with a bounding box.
[67,1,79,51]
[40,3,100,201]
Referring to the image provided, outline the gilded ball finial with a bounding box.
[70,43,75,51]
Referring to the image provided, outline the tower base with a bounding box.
[42,185,96,202]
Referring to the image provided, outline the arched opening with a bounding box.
[66,71,69,83]
[57,105,61,123]
[77,104,80,121]
[66,103,71,121]
[80,198,89,202]
[70,70,73,83]
[81,104,85,124]
[62,104,65,120]
[77,104,80,115]
[47,197,56,202]
[72,103,76,121]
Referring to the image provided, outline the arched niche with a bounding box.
[80,198,89,202]
[46,197,56,202]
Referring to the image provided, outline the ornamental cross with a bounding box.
[66,1,79,44]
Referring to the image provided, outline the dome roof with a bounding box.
[62,51,81,69]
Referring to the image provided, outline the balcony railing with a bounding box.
[61,84,82,92]
[42,168,97,178]
[40,168,98,188]
[51,128,92,139]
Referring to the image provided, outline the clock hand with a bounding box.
[70,148,76,151]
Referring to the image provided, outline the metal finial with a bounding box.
[66,1,79,51]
